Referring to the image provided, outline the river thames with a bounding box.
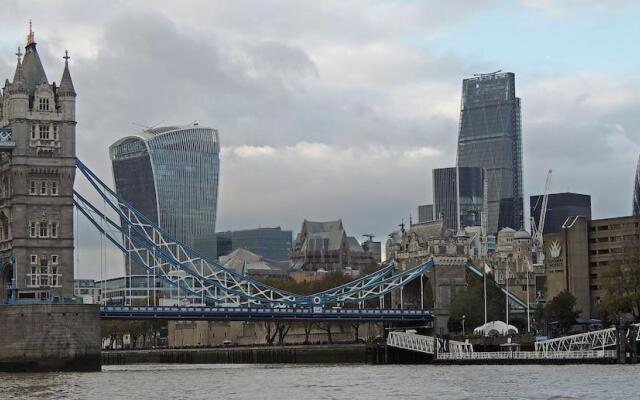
[1,363,639,399]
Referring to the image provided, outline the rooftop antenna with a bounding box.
[132,120,165,132]
[473,69,502,77]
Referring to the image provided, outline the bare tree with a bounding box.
[264,322,278,346]
[276,322,291,345]
[316,322,333,344]
[303,321,314,345]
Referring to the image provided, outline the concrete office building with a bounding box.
[110,125,220,274]
[456,72,523,234]
[530,192,591,235]
[433,167,485,231]
[542,215,640,318]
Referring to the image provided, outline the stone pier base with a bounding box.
[0,304,101,372]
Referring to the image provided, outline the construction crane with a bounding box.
[363,234,375,242]
[530,170,552,266]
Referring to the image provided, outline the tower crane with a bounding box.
[530,170,552,266]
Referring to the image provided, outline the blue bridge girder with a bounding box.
[74,158,437,308]
[100,305,433,322]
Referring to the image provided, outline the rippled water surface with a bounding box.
[1,363,639,399]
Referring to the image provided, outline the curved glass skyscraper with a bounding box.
[110,125,220,268]
[456,72,523,234]
[634,155,640,216]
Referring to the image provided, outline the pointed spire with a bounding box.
[10,55,27,94]
[20,20,49,94]
[59,50,76,97]
[27,19,35,46]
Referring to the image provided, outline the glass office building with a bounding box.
[417,204,434,223]
[110,125,220,273]
[634,155,640,216]
[530,192,591,235]
[433,167,485,231]
[456,72,523,234]
[215,227,293,261]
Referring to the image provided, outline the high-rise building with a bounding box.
[456,71,523,234]
[633,155,640,216]
[432,167,485,231]
[215,227,293,261]
[0,28,76,303]
[417,204,434,223]
[530,192,591,235]
[110,125,220,273]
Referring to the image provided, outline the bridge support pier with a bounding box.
[0,304,101,372]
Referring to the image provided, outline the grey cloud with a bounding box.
[1,1,638,280]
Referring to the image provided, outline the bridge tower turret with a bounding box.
[0,24,77,304]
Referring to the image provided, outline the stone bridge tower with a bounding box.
[0,25,76,303]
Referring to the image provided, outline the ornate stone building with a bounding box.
[0,27,76,303]
[289,219,374,273]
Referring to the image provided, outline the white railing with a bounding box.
[387,331,435,354]
[447,339,474,354]
[534,328,617,355]
[436,350,617,360]
[387,332,474,355]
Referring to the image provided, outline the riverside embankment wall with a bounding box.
[103,344,370,365]
[0,304,101,372]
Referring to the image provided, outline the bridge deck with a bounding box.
[100,306,433,322]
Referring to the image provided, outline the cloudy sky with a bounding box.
[1,1,639,278]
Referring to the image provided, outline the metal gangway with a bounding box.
[535,323,640,356]
[387,331,473,356]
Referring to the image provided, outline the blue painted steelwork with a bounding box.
[100,305,432,322]
[464,262,528,309]
[74,159,434,307]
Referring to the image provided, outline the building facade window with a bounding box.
[31,124,37,139]
[27,255,61,288]
[30,254,38,264]
[38,98,49,111]
[53,125,59,140]
[39,223,48,238]
[29,181,37,195]
[39,125,50,140]
[40,181,47,195]
[50,222,58,238]
[29,222,37,238]
[50,181,58,196]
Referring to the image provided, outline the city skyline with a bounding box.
[1,2,639,278]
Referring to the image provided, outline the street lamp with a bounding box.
[462,314,466,336]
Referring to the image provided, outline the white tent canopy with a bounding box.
[474,320,519,336]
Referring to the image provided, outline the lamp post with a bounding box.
[462,314,466,336]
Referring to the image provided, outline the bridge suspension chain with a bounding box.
[74,158,433,307]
